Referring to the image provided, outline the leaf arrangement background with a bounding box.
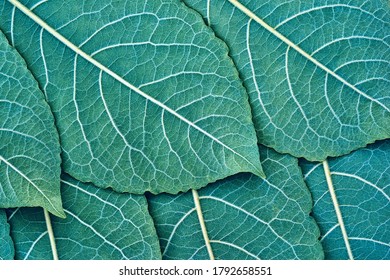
[0,0,389,260]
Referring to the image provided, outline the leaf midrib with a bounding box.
[8,0,263,177]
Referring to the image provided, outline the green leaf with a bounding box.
[300,140,390,259]
[148,146,323,260]
[6,175,161,260]
[183,0,390,161]
[0,0,263,195]
[0,209,14,259]
[0,30,63,217]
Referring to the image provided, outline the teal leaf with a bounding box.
[183,0,390,161]
[0,0,263,194]
[0,209,14,259]
[6,175,161,260]
[0,30,63,217]
[148,146,323,260]
[300,140,390,259]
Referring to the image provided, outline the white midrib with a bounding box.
[228,0,390,113]
[322,160,354,260]
[8,0,263,177]
[192,189,215,260]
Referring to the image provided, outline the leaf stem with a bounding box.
[322,160,354,260]
[43,209,59,260]
[192,189,215,260]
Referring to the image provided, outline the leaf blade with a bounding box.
[0,30,63,217]
[7,175,162,260]
[1,0,263,194]
[148,146,324,260]
[184,0,390,160]
[301,140,390,260]
[0,209,14,259]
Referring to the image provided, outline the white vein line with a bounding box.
[24,231,48,260]
[311,37,390,56]
[323,160,354,260]
[0,155,61,215]
[8,0,262,176]
[274,4,388,30]
[162,208,196,256]
[349,237,390,247]
[72,55,94,160]
[192,189,215,260]
[228,0,390,114]
[303,163,322,179]
[63,209,127,259]
[40,28,49,98]
[200,195,298,258]
[10,6,15,45]
[90,42,198,57]
[324,72,342,125]
[7,207,20,220]
[60,179,142,234]
[334,59,390,72]
[30,0,47,11]
[0,128,48,148]
[161,110,190,174]
[139,71,226,89]
[320,223,340,242]
[98,71,154,173]
[246,19,275,126]
[210,240,260,260]
[331,172,390,201]
[79,12,159,47]
[285,46,312,131]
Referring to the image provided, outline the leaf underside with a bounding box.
[184,0,390,161]
[301,139,390,260]
[0,209,14,259]
[6,175,161,260]
[0,0,263,195]
[148,146,324,260]
[0,30,63,217]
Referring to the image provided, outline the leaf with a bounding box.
[183,0,390,161]
[6,174,161,260]
[0,209,14,259]
[148,146,323,260]
[300,140,390,259]
[0,30,63,217]
[0,0,263,195]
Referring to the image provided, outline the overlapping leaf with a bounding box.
[148,146,323,260]
[0,209,14,259]
[6,175,161,260]
[0,0,263,195]
[301,140,390,259]
[184,0,390,160]
[0,30,63,217]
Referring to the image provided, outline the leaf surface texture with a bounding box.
[0,0,263,194]
[301,140,390,259]
[184,0,390,160]
[6,175,161,259]
[148,146,323,259]
[0,209,14,259]
[0,30,63,217]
